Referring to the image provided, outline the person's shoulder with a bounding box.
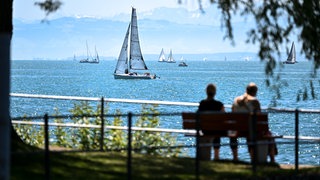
[213,99,224,106]
[215,99,223,104]
[232,95,243,106]
[247,98,260,105]
[233,95,242,102]
[199,99,207,104]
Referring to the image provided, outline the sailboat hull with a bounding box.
[283,61,296,64]
[114,73,156,79]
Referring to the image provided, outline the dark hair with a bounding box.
[206,84,216,97]
[246,83,258,96]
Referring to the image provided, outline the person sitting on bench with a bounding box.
[198,83,238,161]
[232,82,277,163]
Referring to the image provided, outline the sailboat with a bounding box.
[79,41,100,64]
[283,42,297,64]
[158,48,166,62]
[113,8,156,79]
[79,41,90,63]
[167,49,176,63]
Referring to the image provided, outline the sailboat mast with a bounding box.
[86,41,89,60]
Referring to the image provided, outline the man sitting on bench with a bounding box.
[232,82,277,163]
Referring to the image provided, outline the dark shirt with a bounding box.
[197,99,225,139]
[198,99,224,112]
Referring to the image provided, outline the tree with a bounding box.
[202,0,319,101]
[0,0,13,179]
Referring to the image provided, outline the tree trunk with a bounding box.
[0,0,13,180]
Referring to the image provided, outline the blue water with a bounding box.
[10,60,319,165]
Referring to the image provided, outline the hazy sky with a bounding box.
[12,1,297,60]
[13,0,206,21]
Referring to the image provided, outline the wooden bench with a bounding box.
[182,112,270,140]
[182,112,279,163]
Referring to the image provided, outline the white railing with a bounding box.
[10,93,320,175]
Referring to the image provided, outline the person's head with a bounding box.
[246,82,258,96]
[206,83,216,98]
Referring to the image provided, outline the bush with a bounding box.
[13,101,181,157]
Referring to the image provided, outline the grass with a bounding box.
[11,150,320,180]
[9,128,320,179]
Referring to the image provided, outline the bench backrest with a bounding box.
[182,112,269,137]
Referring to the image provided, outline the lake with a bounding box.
[10,60,319,165]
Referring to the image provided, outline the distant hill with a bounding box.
[12,7,302,61]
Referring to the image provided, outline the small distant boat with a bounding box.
[79,41,99,64]
[113,8,156,80]
[283,42,297,64]
[178,61,188,67]
[79,41,90,63]
[167,49,176,63]
[244,56,251,61]
[158,48,166,62]
[178,57,188,67]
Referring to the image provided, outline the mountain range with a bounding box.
[12,7,298,61]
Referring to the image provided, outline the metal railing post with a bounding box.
[100,97,105,151]
[295,109,299,173]
[127,112,132,180]
[195,112,200,180]
[44,113,50,180]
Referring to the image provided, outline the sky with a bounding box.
[13,0,205,21]
[12,0,299,60]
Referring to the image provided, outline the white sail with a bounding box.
[114,24,130,74]
[129,8,148,70]
[94,46,99,63]
[167,49,175,63]
[158,48,166,62]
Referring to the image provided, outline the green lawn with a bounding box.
[11,151,320,180]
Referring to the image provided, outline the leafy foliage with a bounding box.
[13,102,181,157]
[132,104,181,157]
[105,109,127,151]
[204,0,320,103]
[206,0,320,71]
[53,108,71,148]
[35,0,62,16]
[14,115,44,147]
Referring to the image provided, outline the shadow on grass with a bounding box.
[11,150,320,180]
[10,127,320,180]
